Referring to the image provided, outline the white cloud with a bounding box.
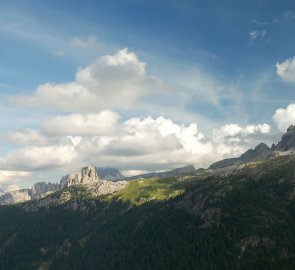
[9,48,164,112]
[0,144,77,171]
[75,116,271,170]
[276,57,295,83]
[273,103,295,131]
[123,116,210,155]
[0,112,273,173]
[70,36,101,50]
[42,111,119,136]
[0,171,30,184]
[8,129,46,145]
[212,123,271,158]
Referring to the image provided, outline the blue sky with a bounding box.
[0,0,295,189]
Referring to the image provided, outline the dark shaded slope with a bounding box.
[1,155,295,269]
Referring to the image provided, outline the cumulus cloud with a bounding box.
[0,171,30,184]
[9,48,164,112]
[0,112,274,173]
[0,144,77,171]
[8,129,46,145]
[42,111,119,135]
[212,123,271,158]
[75,116,272,170]
[273,104,295,131]
[276,57,295,83]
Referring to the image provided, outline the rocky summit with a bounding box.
[209,125,295,170]
[1,126,295,269]
[61,165,100,188]
[273,125,295,152]
[95,167,125,181]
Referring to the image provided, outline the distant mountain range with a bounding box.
[2,126,295,269]
[1,125,295,206]
[209,125,295,169]
[123,165,196,180]
[95,167,125,181]
[0,165,196,205]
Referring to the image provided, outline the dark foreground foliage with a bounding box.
[1,156,295,269]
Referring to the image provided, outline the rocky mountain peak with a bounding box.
[273,125,295,152]
[81,165,100,184]
[287,125,295,133]
[255,142,269,151]
[61,165,101,188]
[30,182,60,196]
[95,167,125,181]
[209,125,295,170]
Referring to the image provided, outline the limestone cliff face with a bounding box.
[81,165,100,184]
[0,189,31,205]
[30,182,61,198]
[0,182,61,205]
[273,125,295,152]
[60,165,101,188]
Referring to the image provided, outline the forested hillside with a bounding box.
[1,154,295,269]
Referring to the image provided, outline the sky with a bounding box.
[1,0,295,190]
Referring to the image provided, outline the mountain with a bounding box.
[1,152,295,269]
[0,182,60,205]
[0,166,127,206]
[124,165,196,180]
[272,125,295,152]
[95,167,125,181]
[30,182,61,198]
[209,125,295,170]
[2,126,295,269]
[0,188,31,205]
[209,143,271,169]
[0,165,194,206]
[60,165,100,188]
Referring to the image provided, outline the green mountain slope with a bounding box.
[1,154,295,269]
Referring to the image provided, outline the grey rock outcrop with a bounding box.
[61,165,100,188]
[81,165,100,184]
[0,189,31,205]
[273,125,295,152]
[60,172,81,189]
[86,180,128,196]
[95,167,125,181]
[124,165,196,180]
[30,182,60,198]
[0,182,62,205]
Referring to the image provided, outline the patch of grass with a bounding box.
[111,177,185,205]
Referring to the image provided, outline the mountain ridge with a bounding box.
[209,125,295,170]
